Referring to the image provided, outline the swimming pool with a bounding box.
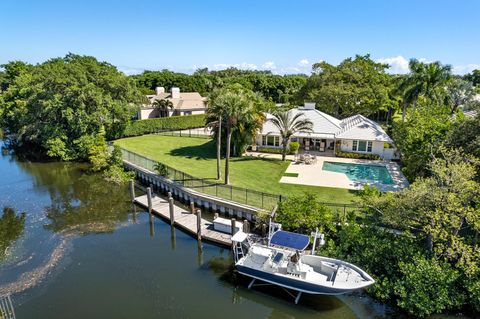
[322,161,394,185]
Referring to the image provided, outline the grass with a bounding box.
[283,172,299,177]
[114,135,358,204]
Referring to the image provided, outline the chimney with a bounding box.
[303,102,316,110]
[155,87,165,95]
[171,87,180,99]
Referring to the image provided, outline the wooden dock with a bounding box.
[134,194,233,247]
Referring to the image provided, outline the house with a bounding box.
[138,87,207,119]
[256,103,396,160]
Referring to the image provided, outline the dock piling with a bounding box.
[231,218,237,236]
[146,187,153,215]
[190,201,195,215]
[243,220,249,233]
[129,180,135,202]
[261,224,267,237]
[196,209,202,241]
[168,193,175,225]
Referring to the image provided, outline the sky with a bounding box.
[1,0,479,75]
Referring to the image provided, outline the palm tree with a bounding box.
[218,91,249,185]
[153,99,173,117]
[205,89,224,180]
[267,110,313,161]
[396,60,452,122]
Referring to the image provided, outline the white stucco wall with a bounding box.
[339,139,385,156]
[139,109,156,120]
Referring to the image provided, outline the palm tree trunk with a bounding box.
[225,126,232,185]
[282,138,288,161]
[216,116,222,180]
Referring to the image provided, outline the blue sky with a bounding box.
[1,0,479,75]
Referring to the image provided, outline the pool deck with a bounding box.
[279,156,409,192]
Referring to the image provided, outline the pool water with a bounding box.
[322,162,394,185]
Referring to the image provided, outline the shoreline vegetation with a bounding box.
[0,53,479,317]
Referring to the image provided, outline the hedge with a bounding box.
[122,114,206,137]
[335,150,380,160]
[255,147,296,155]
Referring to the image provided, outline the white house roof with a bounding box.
[261,108,341,139]
[336,114,393,143]
[261,107,392,143]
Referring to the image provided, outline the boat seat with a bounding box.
[319,262,338,281]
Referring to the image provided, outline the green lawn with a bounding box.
[115,135,358,204]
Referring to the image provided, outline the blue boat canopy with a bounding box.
[270,231,310,251]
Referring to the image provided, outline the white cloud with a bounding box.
[452,64,480,75]
[212,62,258,71]
[298,59,309,66]
[262,61,276,70]
[117,65,145,75]
[377,56,410,74]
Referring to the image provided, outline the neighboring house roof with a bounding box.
[261,107,392,143]
[144,92,207,110]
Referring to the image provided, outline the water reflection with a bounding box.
[0,207,25,261]
[16,161,132,235]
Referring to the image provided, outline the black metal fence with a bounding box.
[120,147,280,210]
[154,128,212,139]
[120,147,362,215]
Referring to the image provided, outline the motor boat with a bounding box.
[231,225,375,304]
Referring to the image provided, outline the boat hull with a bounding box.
[236,265,358,295]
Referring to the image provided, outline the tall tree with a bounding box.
[0,54,143,160]
[396,59,452,121]
[300,55,394,118]
[267,110,313,161]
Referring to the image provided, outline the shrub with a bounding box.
[153,162,169,178]
[276,193,333,234]
[335,150,380,160]
[256,146,297,155]
[289,141,300,154]
[121,114,205,137]
[394,256,464,317]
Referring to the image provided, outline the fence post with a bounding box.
[262,193,264,209]
[245,188,248,204]
[343,205,347,222]
[230,185,233,200]
[279,195,282,202]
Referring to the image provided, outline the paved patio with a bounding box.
[279,156,408,192]
[246,151,408,192]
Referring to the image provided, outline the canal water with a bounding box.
[0,145,395,319]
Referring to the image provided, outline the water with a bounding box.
[0,144,396,319]
[322,162,394,185]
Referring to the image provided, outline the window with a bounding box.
[358,141,367,152]
[263,135,279,146]
[367,141,373,152]
[352,140,358,151]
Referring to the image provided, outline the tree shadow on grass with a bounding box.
[169,140,217,160]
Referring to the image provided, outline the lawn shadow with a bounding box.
[169,139,217,160]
